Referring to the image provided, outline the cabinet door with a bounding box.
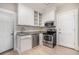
[20,38,27,52]
[20,35,32,52]
[18,4,34,25]
[26,36,32,50]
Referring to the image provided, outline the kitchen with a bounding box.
[0,3,79,55]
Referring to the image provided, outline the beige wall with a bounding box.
[0,3,17,12]
[56,3,79,13]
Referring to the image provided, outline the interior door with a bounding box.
[57,10,75,49]
[0,12,14,53]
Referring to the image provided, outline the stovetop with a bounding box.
[43,29,56,35]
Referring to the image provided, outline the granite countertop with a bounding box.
[16,30,47,36]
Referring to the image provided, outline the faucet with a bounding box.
[20,26,26,33]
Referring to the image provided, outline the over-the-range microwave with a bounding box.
[45,21,55,27]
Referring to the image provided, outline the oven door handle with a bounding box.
[44,35,52,36]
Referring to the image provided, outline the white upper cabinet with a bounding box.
[18,4,34,26]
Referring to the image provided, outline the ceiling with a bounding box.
[23,3,65,13]
[22,3,79,13]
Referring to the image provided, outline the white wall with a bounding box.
[0,3,17,12]
[56,4,79,13]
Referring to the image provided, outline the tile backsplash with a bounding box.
[16,25,47,32]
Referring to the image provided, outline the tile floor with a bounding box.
[0,45,79,55]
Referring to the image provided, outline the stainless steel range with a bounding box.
[43,21,56,48]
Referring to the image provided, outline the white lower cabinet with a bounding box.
[16,35,32,54]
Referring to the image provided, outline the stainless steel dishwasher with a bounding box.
[32,34,39,48]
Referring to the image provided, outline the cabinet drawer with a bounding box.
[20,35,32,40]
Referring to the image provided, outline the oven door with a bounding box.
[43,35,53,42]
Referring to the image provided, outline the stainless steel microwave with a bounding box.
[45,21,54,27]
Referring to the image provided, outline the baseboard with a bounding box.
[57,45,79,51]
[0,48,13,54]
